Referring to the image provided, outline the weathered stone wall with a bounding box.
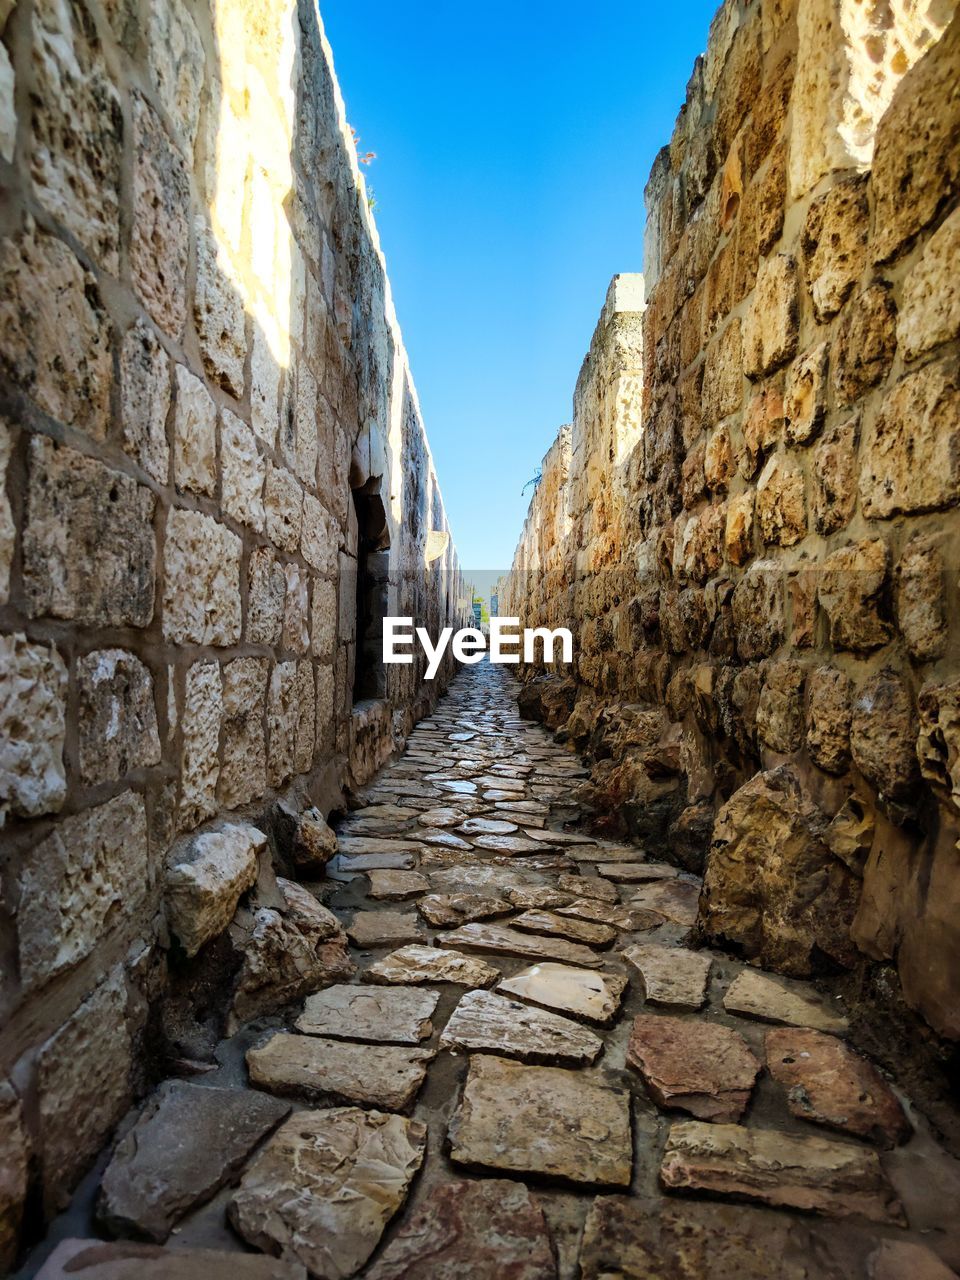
[503,0,960,1042]
[0,0,464,1256]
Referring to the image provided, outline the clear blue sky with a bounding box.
[322,0,719,581]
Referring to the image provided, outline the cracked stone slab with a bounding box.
[511,909,617,949]
[660,1120,906,1224]
[366,870,431,900]
[336,836,425,855]
[559,899,661,931]
[34,1240,305,1280]
[334,852,416,874]
[472,834,547,854]
[723,969,849,1033]
[416,893,514,927]
[347,911,426,949]
[578,1195,815,1280]
[429,866,538,894]
[766,1027,911,1147]
[448,1054,632,1188]
[439,989,603,1065]
[505,885,575,910]
[421,831,474,851]
[521,827,597,846]
[598,861,681,882]
[627,1014,761,1122]
[557,873,618,903]
[438,921,603,967]
[229,1108,426,1280]
[246,1033,434,1111]
[458,817,519,835]
[622,943,712,1009]
[363,944,500,987]
[365,1177,555,1280]
[417,807,469,827]
[626,880,700,925]
[498,962,627,1026]
[296,985,439,1045]
[96,1082,290,1243]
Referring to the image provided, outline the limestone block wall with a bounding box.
[503,0,960,1042]
[0,0,464,1250]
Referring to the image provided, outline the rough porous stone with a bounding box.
[366,1178,556,1280]
[247,1033,434,1111]
[896,536,947,662]
[166,824,263,957]
[97,1082,290,1242]
[0,632,67,825]
[163,509,241,645]
[660,1119,905,1224]
[229,1108,427,1280]
[131,94,189,339]
[439,989,604,1065]
[219,657,268,810]
[448,1054,632,1188]
[766,1027,911,1147]
[817,538,891,653]
[76,649,161,786]
[627,1014,761,1122]
[363,945,500,988]
[850,669,919,805]
[806,666,852,775]
[0,1082,28,1274]
[120,321,171,482]
[173,364,217,495]
[179,660,223,827]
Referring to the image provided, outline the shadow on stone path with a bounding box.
[24,661,960,1280]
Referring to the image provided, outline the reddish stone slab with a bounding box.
[627,1014,760,1122]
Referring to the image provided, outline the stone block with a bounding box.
[756,660,805,754]
[24,437,156,626]
[38,969,133,1213]
[163,509,241,645]
[783,342,828,445]
[812,417,858,536]
[30,0,121,270]
[0,44,14,164]
[194,216,245,396]
[179,661,222,829]
[267,661,297,787]
[744,254,798,377]
[701,320,742,428]
[917,680,960,813]
[801,176,868,322]
[704,424,735,493]
[871,15,960,264]
[247,547,285,645]
[731,560,784,658]
[851,670,919,804]
[818,538,891,652]
[120,322,171,484]
[0,1081,28,1272]
[294,661,315,775]
[282,563,309,654]
[311,578,337,658]
[250,327,281,447]
[898,206,960,362]
[146,0,203,159]
[896,537,947,663]
[19,791,148,987]
[0,222,111,436]
[173,365,217,495]
[166,823,264,956]
[219,658,268,810]
[221,409,266,531]
[756,454,806,546]
[264,465,303,552]
[301,494,337,574]
[859,360,960,518]
[739,384,783,479]
[832,283,897,406]
[77,650,161,785]
[806,666,852,775]
[0,632,67,825]
[132,94,189,340]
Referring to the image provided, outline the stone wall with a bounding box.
[0,0,465,1257]
[502,0,960,1043]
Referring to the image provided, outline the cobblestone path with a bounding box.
[28,662,960,1280]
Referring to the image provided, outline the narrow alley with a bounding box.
[25,661,960,1279]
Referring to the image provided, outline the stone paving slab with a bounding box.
[365,870,431,900]
[723,969,849,1032]
[363,944,500,987]
[416,893,514,926]
[438,921,604,967]
[229,1108,426,1280]
[596,861,680,882]
[766,1027,911,1146]
[439,989,604,1065]
[96,1082,290,1243]
[511,908,617,949]
[35,1240,306,1280]
[295,984,439,1045]
[365,1178,556,1280]
[627,1013,761,1122]
[625,880,700,925]
[560,898,661,930]
[246,1033,435,1111]
[448,1053,632,1188]
[346,910,426,949]
[660,1119,906,1224]
[622,942,712,1009]
[498,962,627,1026]
[505,885,575,909]
[557,873,618,902]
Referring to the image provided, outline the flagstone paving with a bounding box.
[30,661,960,1279]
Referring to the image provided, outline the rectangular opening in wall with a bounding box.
[352,485,390,704]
